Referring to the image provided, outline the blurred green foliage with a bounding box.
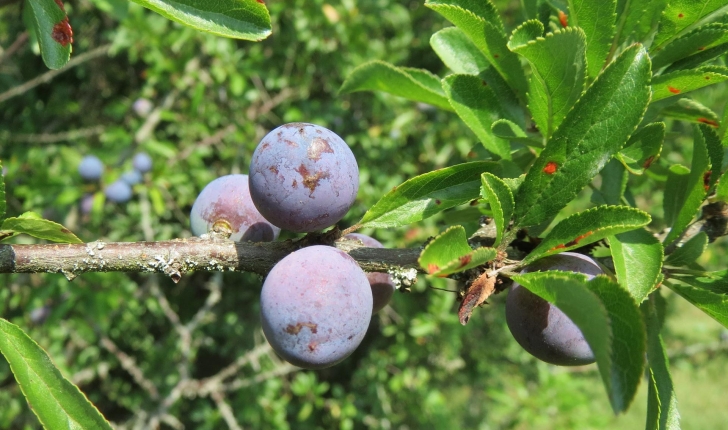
[1,0,728,428]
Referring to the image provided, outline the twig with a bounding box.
[1,125,104,144]
[211,391,243,430]
[222,362,298,391]
[0,45,110,104]
[99,336,160,400]
[0,31,29,65]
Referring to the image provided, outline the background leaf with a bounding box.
[442,74,511,159]
[652,0,728,50]
[513,45,652,228]
[0,160,5,220]
[661,98,720,128]
[340,60,452,110]
[666,231,708,266]
[128,0,271,40]
[651,66,728,102]
[430,27,489,74]
[2,212,82,243]
[508,25,587,138]
[566,0,616,78]
[616,122,665,175]
[522,206,651,264]
[512,272,646,413]
[360,161,499,228]
[27,0,72,70]
[652,22,728,69]
[0,318,113,429]
[617,0,667,47]
[667,281,728,329]
[608,228,664,302]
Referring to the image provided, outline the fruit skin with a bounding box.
[345,233,395,313]
[105,180,133,203]
[132,152,153,173]
[78,155,104,181]
[249,123,359,232]
[260,245,372,369]
[132,98,153,117]
[190,174,280,242]
[506,252,601,366]
[121,170,143,186]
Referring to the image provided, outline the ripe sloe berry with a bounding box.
[260,245,372,369]
[345,233,395,313]
[132,152,153,173]
[105,180,132,203]
[190,174,280,242]
[121,170,143,186]
[78,155,104,181]
[249,123,359,232]
[506,252,600,366]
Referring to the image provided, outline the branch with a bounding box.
[0,237,423,281]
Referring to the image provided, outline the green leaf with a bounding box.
[522,206,651,264]
[617,0,667,47]
[508,24,587,138]
[608,228,664,302]
[664,126,710,244]
[425,0,529,98]
[715,169,728,201]
[592,159,627,205]
[340,60,452,110]
[419,227,497,276]
[430,27,489,74]
[513,44,652,228]
[666,231,708,266]
[663,164,691,227]
[442,74,511,159]
[0,318,113,429]
[666,42,728,72]
[27,0,72,70]
[617,122,665,175]
[643,297,681,430]
[652,0,728,50]
[129,0,271,40]
[1,212,82,244]
[668,281,728,329]
[651,66,728,102]
[0,160,5,220]
[491,119,530,141]
[511,272,646,413]
[480,172,514,246]
[675,270,728,294]
[652,23,728,69]
[700,124,723,190]
[567,0,617,78]
[661,98,720,129]
[360,161,500,228]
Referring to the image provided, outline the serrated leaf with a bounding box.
[666,42,728,72]
[0,318,113,429]
[513,45,652,228]
[701,124,723,190]
[1,212,82,243]
[652,23,728,69]
[663,164,691,227]
[0,160,5,220]
[608,228,664,302]
[481,172,514,246]
[567,0,617,78]
[523,206,651,264]
[617,122,665,175]
[643,298,681,430]
[668,281,728,329]
[491,119,529,141]
[592,159,627,205]
[360,161,499,228]
[666,231,708,266]
[425,0,529,98]
[664,126,710,244]
[28,0,72,70]
[661,98,720,129]
[479,67,526,127]
[652,0,728,50]
[508,24,587,138]
[340,61,452,110]
[129,0,271,40]
[617,0,667,47]
[715,169,728,201]
[652,66,728,102]
[442,74,511,159]
[674,270,728,294]
[418,226,496,276]
[430,27,489,74]
[512,272,646,413]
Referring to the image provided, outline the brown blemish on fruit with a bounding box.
[668,86,681,94]
[292,179,298,187]
[307,137,334,161]
[260,142,270,151]
[268,165,279,175]
[543,161,558,174]
[285,322,318,335]
[284,139,298,147]
[697,117,719,127]
[52,19,73,47]
[295,164,330,194]
[308,341,317,351]
[643,155,655,169]
[558,10,568,27]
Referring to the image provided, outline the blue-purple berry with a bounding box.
[133,152,153,173]
[249,123,359,233]
[121,170,143,186]
[78,155,104,181]
[105,180,133,203]
[506,252,600,366]
[260,245,372,369]
[190,174,280,242]
[345,233,395,314]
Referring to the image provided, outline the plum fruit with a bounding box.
[105,180,132,203]
[132,152,153,173]
[190,174,280,242]
[506,252,601,366]
[260,245,372,369]
[78,155,104,181]
[345,233,395,313]
[249,123,359,232]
